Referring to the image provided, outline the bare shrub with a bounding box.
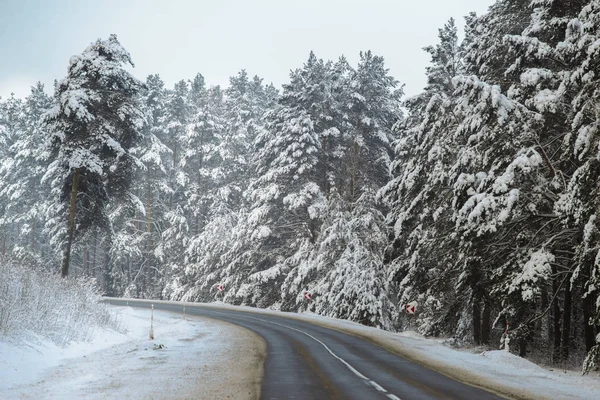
[0,262,122,346]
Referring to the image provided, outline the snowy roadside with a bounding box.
[0,306,265,400]
[110,298,600,400]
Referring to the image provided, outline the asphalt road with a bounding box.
[104,299,504,400]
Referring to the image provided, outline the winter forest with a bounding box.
[1,0,600,372]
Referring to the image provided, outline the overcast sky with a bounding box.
[0,0,495,99]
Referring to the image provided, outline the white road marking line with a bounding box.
[242,315,402,400]
[370,380,387,392]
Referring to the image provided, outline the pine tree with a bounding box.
[380,20,463,336]
[163,79,190,210]
[0,94,24,258]
[5,83,52,261]
[552,0,600,372]
[449,74,544,347]
[225,54,333,306]
[317,189,394,328]
[496,0,591,360]
[345,51,401,200]
[182,83,225,236]
[167,72,276,303]
[42,34,145,277]
[240,105,322,305]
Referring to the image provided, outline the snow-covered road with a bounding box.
[0,307,264,399]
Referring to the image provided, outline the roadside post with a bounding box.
[149,304,155,340]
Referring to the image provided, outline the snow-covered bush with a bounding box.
[0,262,121,346]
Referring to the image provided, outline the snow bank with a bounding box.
[0,306,264,399]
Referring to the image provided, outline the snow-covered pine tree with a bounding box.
[345,51,402,200]
[163,79,190,210]
[423,18,463,96]
[280,188,345,311]
[224,54,340,307]
[4,83,52,264]
[223,71,276,198]
[238,106,322,306]
[316,189,394,329]
[139,73,173,237]
[106,74,172,297]
[449,74,544,348]
[182,82,225,237]
[276,51,400,323]
[0,94,24,259]
[166,71,277,302]
[42,34,145,277]
[380,20,463,336]
[496,0,592,361]
[154,79,193,290]
[551,0,600,372]
[176,84,226,293]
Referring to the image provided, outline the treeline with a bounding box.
[0,0,599,372]
[382,0,600,371]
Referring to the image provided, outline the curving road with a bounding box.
[104,299,504,400]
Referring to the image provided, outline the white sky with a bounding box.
[0,0,496,99]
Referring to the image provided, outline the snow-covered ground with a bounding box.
[0,306,264,400]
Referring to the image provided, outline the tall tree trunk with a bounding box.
[103,243,113,295]
[541,284,550,347]
[518,336,528,357]
[31,179,37,251]
[561,274,573,362]
[572,285,580,344]
[473,300,482,345]
[91,229,98,276]
[146,187,153,249]
[170,143,179,211]
[61,168,80,278]
[321,136,330,195]
[583,290,596,352]
[349,120,361,203]
[349,140,359,202]
[195,144,204,237]
[481,299,491,345]
[552,269,562,362]
[83,246,88,275]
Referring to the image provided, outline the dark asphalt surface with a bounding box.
[104,299,504,400]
